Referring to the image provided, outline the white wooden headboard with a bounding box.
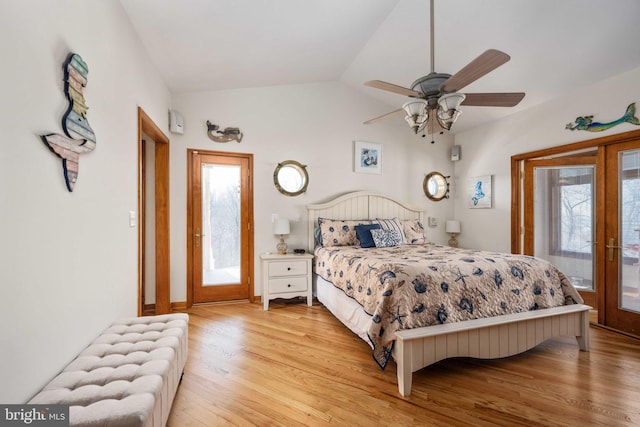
[306,191,425,251]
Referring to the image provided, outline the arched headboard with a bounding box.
[306,191,425,252]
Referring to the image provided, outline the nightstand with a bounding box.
[261,252,313,310]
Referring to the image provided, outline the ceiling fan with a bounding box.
[364,0,525,136]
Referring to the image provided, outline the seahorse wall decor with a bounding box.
[41,53,96,191]
[566,102,640,132]
[206,120,243,143]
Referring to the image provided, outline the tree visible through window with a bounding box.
[621,152,640,261]
[553,168,593,258]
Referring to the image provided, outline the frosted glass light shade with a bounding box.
[437,93,465,130]
[402,100,429,133]
[438,93,466,112]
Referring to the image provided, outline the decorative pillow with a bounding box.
[402,219,427,244]
[314,226,323,247]
[374,217,406,244]
[318,218,370,247]
[371,229,403,248]
[355,223,381,248]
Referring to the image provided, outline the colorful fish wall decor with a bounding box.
[41,53,96,191]
[206,120,243,143]
[566,102,640,132]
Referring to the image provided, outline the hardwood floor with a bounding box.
[168,301,640,426]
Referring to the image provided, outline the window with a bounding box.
[550,167,594,258]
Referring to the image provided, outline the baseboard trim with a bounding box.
[143,301,188,315]
[171,301,188,310]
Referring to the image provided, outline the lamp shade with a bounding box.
[402,100,429,134]
[273,218,290,235]
[445,220,461,234]
[402,99,428,116]
[437,93,466,130]
[438,93,466,112]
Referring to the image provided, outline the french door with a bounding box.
[517,130,640,336]
[188,150,253,304]
[604,140,640,334]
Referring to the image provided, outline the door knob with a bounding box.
[195,227,205,248]
[605,237,622,261]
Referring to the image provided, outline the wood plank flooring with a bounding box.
[168,301,640,426]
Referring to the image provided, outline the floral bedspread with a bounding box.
[314,244,584,369]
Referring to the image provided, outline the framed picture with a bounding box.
[468,175,492,208]
[354,141,382,174]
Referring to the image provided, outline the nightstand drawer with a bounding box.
[268,260,308,277]
[268,276,308,294]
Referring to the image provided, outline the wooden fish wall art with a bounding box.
[206,120,243,143]
[566,102,640,132]
[41,53,96,191]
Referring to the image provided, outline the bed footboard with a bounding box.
[393,304,591,396]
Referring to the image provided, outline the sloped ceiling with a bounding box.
[121,0,640,133]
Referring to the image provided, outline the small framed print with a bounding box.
[468,175,492,208]
[354,141,382,174]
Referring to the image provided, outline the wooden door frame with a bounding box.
[186,149,254,307]
[512,128,640,325]
[137,107,171,315]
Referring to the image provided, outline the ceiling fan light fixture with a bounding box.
[362,0,524,136]
[402,100,429,133]
[436,93,466,130]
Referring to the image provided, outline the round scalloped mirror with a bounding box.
[423,171,450,201]
[274,160,309,196]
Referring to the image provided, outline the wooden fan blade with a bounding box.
[365,80,422,97]
[462,92,525,107]
[440,49,511,93]
[364,109,404,125]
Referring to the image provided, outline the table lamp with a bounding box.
[273,218,290,254]
[445,220,461,248]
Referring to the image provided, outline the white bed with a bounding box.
[307,191,591,396]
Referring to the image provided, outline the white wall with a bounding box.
[0,0,171,403]
[453,65,640,252]
[169,82,455,302]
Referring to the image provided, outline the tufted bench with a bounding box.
[29,313,188,427]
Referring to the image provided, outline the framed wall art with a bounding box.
[468,175,492,208]
[354,141,382,174]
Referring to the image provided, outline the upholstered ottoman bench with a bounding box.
[29,313,188,427]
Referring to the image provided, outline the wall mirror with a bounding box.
[274,160,309,196]
[423,171,450,201]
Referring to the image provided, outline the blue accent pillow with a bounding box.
[355,223,381,248]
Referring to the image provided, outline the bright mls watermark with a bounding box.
[0,405,68,426]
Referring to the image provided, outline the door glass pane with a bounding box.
[533,166,595,291]
[202,164,241,286]
[620,150,640,313]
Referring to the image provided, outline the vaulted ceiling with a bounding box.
[120,0,640,133]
